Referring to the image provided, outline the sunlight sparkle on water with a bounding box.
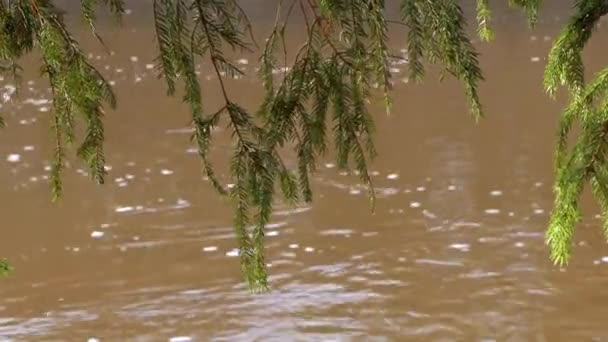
[484,209,500,215]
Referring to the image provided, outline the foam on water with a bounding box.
[115,206,134,213]
[378,188,399,196]
[6,154,20,163]
[266,222,287,229]
[410,202,421,208]
[386,173,399,180]
[23,98,50,106]
[422,209,437,219]
[166,127,195,134]
[169,337,192,342]
[91,231,104,238]
[226,249,239,257]
[320,229,353,236]
[449,243,470,252]
[415,258,463,267]
[274,207,312,216]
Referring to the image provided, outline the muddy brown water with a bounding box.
[2,1,608,341]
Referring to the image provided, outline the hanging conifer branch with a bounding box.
[399,0,484,120]
[476,0,494,42]
[509,0,541,26]
[544,0,608,266]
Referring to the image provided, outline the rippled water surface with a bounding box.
[3,1,608,341]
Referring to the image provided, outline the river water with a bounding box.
[2,1,608,341]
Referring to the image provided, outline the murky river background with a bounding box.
[2,1,608,340]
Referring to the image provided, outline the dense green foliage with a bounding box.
[0,0,605,291]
